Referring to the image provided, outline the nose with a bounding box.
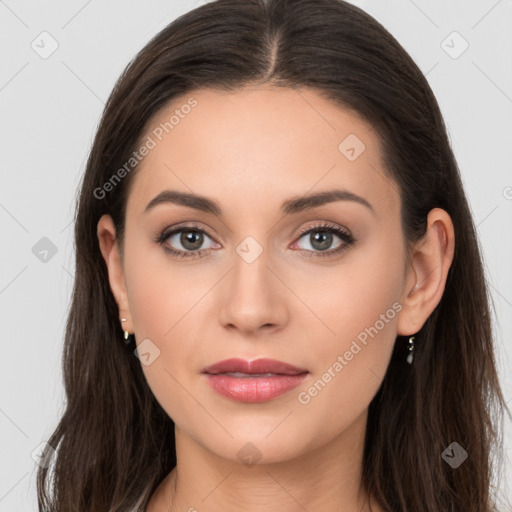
[218,246,289,336]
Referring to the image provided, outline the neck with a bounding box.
[147,409,382,512]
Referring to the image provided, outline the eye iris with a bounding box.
[310,231,332,251]
[181,230,203,250]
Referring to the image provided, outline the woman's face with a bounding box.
[106,86,416,463]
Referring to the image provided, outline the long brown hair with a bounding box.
[36,0,511,510]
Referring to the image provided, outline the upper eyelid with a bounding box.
[157,223,355,261]
[160,222,351,246]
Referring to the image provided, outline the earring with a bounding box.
[406,336,415,364]
[123,330,133,345]
[121,318,133,345]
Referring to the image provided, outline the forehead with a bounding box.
[127,86,399,219]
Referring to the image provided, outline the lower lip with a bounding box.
[204,373,308,403]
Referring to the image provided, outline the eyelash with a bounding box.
[154,222,355,260]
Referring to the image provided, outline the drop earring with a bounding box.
[121,318,133,345]
[406,335,415,364]
[123,330,133,345]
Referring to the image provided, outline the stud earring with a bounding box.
[406,336,415,364]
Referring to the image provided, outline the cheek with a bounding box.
[301,241,403,353]
[124,240,208,338]
[122,244,215,419]
[295,236,404,406]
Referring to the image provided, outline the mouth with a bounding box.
[216,372,293,378]
[202,357,308,376]
[202,358,309,403]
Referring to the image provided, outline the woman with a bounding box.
[36,0,510,510]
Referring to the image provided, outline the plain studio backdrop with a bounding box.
[0,0,511,510]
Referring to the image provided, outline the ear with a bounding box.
[397,208,455,335]
[97,214,133,333]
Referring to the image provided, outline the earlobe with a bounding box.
[397,208,455,336]
[97,214,133,332]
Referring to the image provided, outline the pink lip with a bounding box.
[202,357,308,375]
[202,358,309,403]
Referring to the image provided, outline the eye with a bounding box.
[154,222,355,260]
[155,223,220,259]
[291,222,355,258]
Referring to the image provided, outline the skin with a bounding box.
[97,85,455,512]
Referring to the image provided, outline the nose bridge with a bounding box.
[231,232,274,299]
[218,230,287,332]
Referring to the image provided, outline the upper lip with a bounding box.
[202,358,308,375]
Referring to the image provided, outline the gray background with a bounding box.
[1,0,511,510]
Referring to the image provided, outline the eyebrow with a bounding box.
[144,188,375,216]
